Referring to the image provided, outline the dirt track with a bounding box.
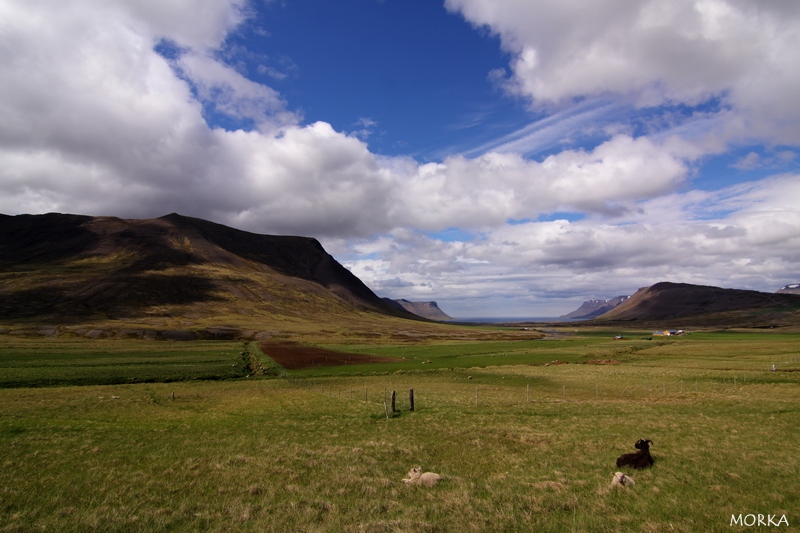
[259,342,402,370]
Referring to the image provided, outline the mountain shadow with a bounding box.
[0,213,419,324]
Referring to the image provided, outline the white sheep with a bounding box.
[610,471,635,489]
[402,466,442,487]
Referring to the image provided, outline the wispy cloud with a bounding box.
[348,117,378,141]
[462,98,623,157]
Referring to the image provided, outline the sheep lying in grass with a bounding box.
[610,471,635,489]
[616,439,654,469]
[402,467,442,487]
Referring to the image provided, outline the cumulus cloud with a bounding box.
[0,0,380,233]
[346,173,800,314]
[393,134,692,228]
[175,51,298,132]
[0,0,700,237]
[446,0,800,145]
[0,1,215,211]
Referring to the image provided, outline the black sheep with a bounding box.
[615,439,654,469]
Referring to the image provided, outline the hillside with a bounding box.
[596,281,800,324]
[0,213,420,329]
[381,298,453,321]
[560,295,629,319]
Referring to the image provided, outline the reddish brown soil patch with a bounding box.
[585,359,622,365]
[259,342,403,370]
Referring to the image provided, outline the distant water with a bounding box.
[452,316,585,323]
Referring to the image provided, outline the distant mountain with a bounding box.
[777,284,800,295]
[561,295,629,319]
[0,213,420,325]
[596,282,800,322]
[381,298,453,321]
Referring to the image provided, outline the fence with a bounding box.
[272,365,797,412]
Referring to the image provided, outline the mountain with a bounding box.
[777,284,800,295]
[381,298,453,321]
[596,282,800,323]
[561,295,629,319]
[0,213,420,326]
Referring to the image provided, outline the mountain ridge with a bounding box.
[595,281,800,323]
[777,284,800,295]
[0,212,420,325]
[381,298,453,321]
[560,295,629,319]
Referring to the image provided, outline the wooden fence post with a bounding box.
[409,389,415,411]
[391,390,396,413]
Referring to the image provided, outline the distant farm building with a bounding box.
[652,330,684,336]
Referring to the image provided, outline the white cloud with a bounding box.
[446,0,800,145]
[0,0,216,212]
[731,152,761,171]
[110,0,249,49]
[348,117,378,141]
[211,122,396,236]
[0,0,383,234]
[346,173,800,315]
[731,150,798,171]
[175,51,298,133]
[392,134,692,228]
[0,0,698,237]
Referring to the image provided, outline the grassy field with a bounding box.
[0,337,248,387]
[0,330,798,531]
[295,330,800,377]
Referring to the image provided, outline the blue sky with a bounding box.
[2,0,800,317]
[207,0,532,160]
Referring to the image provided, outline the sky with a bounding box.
[2,0,800,318]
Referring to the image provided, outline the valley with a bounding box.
[2,213,799,531]
[1,329,798,531]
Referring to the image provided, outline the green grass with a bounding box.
[303,331,800,377]
[0,338,248,387]
[0,330,798,531]
[301,338,634,376]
